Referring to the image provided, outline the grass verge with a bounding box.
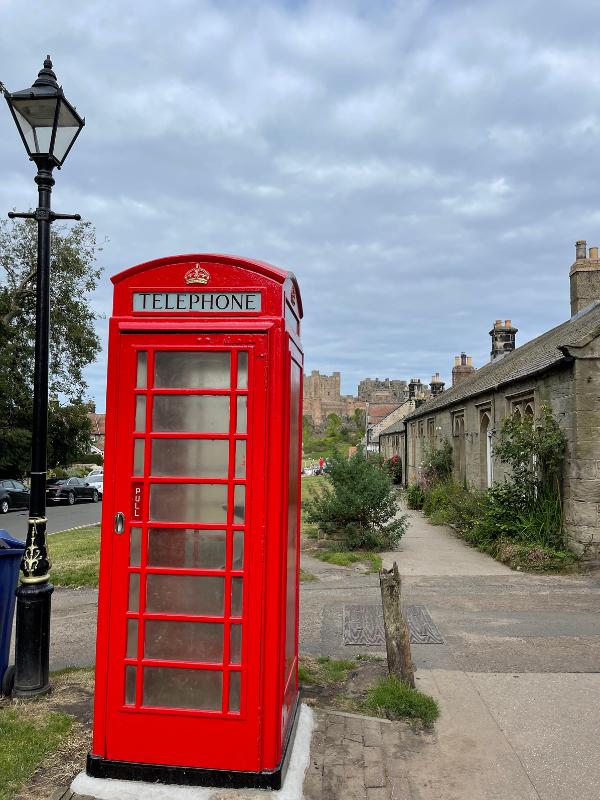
[363,676,439,725]
[299,569,317,582]
[48,525,100,587]
[298,656,357,686]
[312,549,382,573]
[0,708,72,800]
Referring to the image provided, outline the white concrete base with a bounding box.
[71,704,314,800]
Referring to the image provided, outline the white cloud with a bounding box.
[0,0,598,406]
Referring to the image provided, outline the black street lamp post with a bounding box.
[2,56,84,697]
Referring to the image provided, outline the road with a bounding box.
[0,499,102,540]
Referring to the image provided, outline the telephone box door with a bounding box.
[101,332,267,771]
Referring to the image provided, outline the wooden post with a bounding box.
[379,561,415,688]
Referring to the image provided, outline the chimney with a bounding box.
[571,239,600,315]
[490,319,518,362]
[452,353,476,387]
[430,372,445,396]
[408,378,420,399]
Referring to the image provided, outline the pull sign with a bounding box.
[131,483,144,521]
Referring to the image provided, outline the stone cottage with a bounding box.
[380,240,600,560]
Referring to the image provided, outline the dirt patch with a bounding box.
[5,669,94,800]
[300,655,386,710]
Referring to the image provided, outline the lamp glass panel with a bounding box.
[11,98,58,155]
[52,99,81,162]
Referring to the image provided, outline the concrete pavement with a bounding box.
[300,510,600,799]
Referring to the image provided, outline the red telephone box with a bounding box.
[87,254,303,789]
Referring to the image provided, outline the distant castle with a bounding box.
[302,371,364,426]
[303,371,421,426]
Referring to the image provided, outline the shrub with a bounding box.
[420,407,572,570]
[490,537,576,573]
[422,440,453,484]
[303,451,408,550]
[406,482,425,510]
[384,455,403,485]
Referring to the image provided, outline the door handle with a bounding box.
[114,512,125,534]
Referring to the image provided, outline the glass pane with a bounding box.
[126,619,138,658]
[230,625,242,664]
[153,395,229,433]
[234,441,246,478]
[133,439,145,476]
[152,439,229,478]
[135,396,146,432]
[146,574,224,615]
[150,483,228,523]
[236,397,247,434]
[154,351,230,389]
[145,620,223,663]
[129,527,141,567]
[237,352,248,389]
[125,666,136,705]
[232,531,244,570]
[229,672,241,713]
[143,667,222,710]
[148,529,226,569]
[233,485,245,524]
[136,352,147,388]
[128,573,140,612]
[231,577,243,616]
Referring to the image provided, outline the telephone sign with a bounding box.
[88,254,303,790]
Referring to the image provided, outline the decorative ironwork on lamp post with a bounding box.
[2,56,84,697]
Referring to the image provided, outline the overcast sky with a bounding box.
[2,0,600,411]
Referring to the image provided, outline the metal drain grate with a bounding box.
[343,604,444,646]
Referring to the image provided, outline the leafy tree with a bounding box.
[0,219,102,477]
[47,401,93,469]
[303,451,408,550]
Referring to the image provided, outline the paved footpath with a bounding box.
[54,509,600,799]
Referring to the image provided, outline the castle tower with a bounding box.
[570,240,600,316]
[490,319,518,362]
[452,353,475,387]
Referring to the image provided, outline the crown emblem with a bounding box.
[185,264,210,285]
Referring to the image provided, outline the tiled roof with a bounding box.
[379,418,406,436]
[404,301,600,422]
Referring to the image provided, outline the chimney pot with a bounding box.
[590,247,599,259]
[495,319,502,326]
[505,319,511,327]
[467,356,473,367]
[576,240,587,260]
[454,356,460,366]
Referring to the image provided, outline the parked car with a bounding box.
[46,477,99,505]
[0,479,30,514]
[86,472,104,499]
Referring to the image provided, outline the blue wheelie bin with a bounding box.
[0,530,25,695]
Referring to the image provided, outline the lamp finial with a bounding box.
[34,55,58,89]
